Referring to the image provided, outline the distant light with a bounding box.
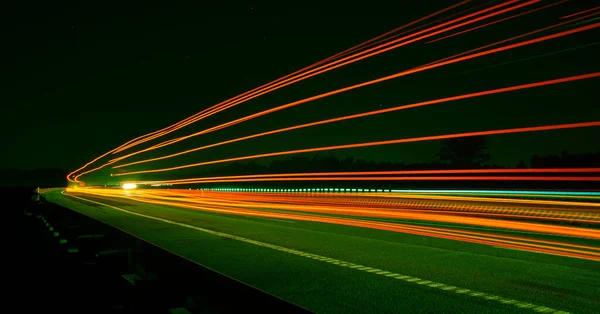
[122,183,137,190]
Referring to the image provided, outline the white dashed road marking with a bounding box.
[62,191,569,313]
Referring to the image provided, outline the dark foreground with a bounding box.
[11,188,307,313]
[35,188,600,313]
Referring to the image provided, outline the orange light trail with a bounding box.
[124,189,600,224]
[109,1,474,155]
[149,0,527,132]
[67,2,472,181]
[110,72,600,169]
[102,0,539,163]
[421,10,600,67]
[131,176,600,184]
[129,168,600,185]
[76,188,600,238]
[561,6,600,19]
[112,121,600,177]
[425,0,569,44]
[68,5,600,183]
[100,17,600,173]
[66,129,166,182]
[66,187,600,261]
[108,189,600,225]
[154,1,480,136]
[138,188,600,211]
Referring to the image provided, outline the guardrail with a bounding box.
[23,194,309,313]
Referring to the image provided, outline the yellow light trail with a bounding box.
[66,187,600,261]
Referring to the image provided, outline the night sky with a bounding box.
[2,1,599,183]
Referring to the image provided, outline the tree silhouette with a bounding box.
[516,160,527,168]
[437,136,490,168]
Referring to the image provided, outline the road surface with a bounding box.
[44,188,600,313]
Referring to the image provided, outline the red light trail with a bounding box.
[106,0,541,159]
[112,121,600,177]
[67,1,599,188]
[109,21,600,162]
[127,168,600,186]
[56,2,600,307]
[425,0,569,44]
[65,1,479,182]
[131,168,600,183]
[78,26,600,181]
[421,9,600,67]
[102,1,475,156]
[110,72,600,170]
[561,6,600,19]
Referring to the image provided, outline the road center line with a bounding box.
[61,191,569,314]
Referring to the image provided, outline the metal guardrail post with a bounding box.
[128,237,142,270]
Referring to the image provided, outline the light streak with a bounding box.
[112,121,600,176]
[81,20,600,182]
[460,41,600,74]
[387,189,600,197]
[109,1,475,155]
[128,176,600,184]
[100,18,600,172]
[68,5,600,185]
[421,10,600,67]
[561,6,600,19]
[103,0,539,163]
[110,72,600,169]
[67,2,473,180]
[425,0,569,44]
[128,168,600,184]
[154,0,528,130]
[66,187,600,260]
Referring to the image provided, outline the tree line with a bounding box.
[194,137,600,177]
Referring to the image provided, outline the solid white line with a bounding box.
[60,191,569,313]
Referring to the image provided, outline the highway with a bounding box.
[45,188,600,313]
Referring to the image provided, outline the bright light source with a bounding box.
[122,183,137,190]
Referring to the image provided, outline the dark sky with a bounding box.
[2,1,599,183]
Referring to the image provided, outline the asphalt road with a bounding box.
[45,189,600,313]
